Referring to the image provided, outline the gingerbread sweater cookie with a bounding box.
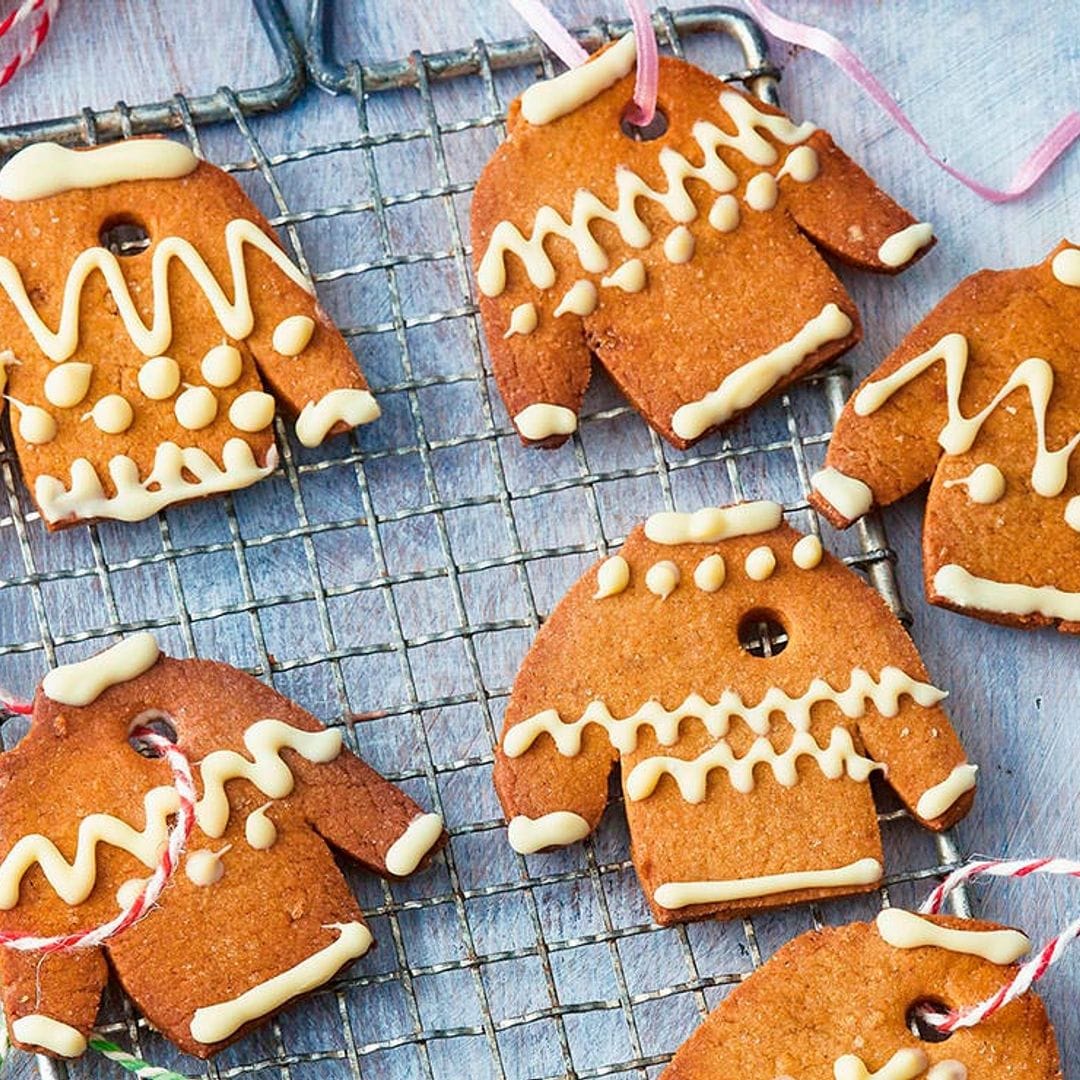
[662,914,1060,1079]
[494,503,975,924]
[0,634,445,1058]
[0,138,379,529]
[471,35,933,449]
[811,242,1080,632]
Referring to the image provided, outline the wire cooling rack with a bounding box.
[0,5,972,1078]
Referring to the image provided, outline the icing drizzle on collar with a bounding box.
[0,140,198,202]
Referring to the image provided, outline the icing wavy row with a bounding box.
[477,90,816,297]
[502,666,946,758]
[36,439,279,524]
[624,725,881,803]
[0,218,311,363]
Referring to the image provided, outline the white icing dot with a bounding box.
[272,314,315,356]
[12,401,57,444]
[554,280,598,317]
[600,259,647,293]
[792,534,823,570]
[228,390,276,433]
[245,803,278,850]
[174,386,218,431]
[744,545,777,581]
[778,145,819,183]
[116,877,147,909]
[137,356,180,400]
[708,193,740,233]
[89,394,134,435]
[185,846,229,887]
[1065,495,1080,533]
[593,554,630,600]
[44,362,93,408]
[503,302,538,338]
[201,344,243,388]
[745,172,779,212]
[645,559,680,600]
[1051,247,1080,286]
[663,225,695,264]
[693,554,726,592]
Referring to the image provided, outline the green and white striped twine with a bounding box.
[86,1037,190,1080]
[0,999,189,1079]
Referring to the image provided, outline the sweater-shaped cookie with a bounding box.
[471,35,933,449]
[662,913,1060,1078]
[0,634,445,1058]
[810,242,1080,632]
[0,138,379,529]
[494,503,975,924]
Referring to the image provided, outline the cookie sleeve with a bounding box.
[289,744,446,878]
[1,948,108,1058]
[855,685,976,830]
[781,129,934,273]
[809,276,989,527]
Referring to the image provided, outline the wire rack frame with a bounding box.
[0,7,972,1080]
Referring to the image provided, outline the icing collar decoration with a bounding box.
[42,632,161,706]
[0,140,199,202]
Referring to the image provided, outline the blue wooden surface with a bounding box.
[0,1,1077,1077]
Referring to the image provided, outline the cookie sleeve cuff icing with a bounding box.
[507,811,590,854]
[384,813,444,876]
[810,467,874,523]
[10,1014,89,1057]
[915,763,978,820]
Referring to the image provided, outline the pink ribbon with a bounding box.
[745,0,1080,203]
[507,0,660,127]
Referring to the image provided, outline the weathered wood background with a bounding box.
[0,1,1076,1077]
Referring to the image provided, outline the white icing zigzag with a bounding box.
[477,90,816,297]
[0,218,312,363]
[625,725,882,803]
[502,666,947,758]
[854,331,1080,525]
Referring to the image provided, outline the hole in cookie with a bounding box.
[737,609,789,658]
[127,710,178,758]
[906,997,954,1043]
[99,214,151,257]
[620,104,669,142]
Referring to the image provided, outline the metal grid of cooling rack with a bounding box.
[0,6,971,1079]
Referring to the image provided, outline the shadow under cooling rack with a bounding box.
[0,6,972,1080]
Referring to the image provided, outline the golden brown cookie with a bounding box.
[471,35,933,449]
[493,502,975,925]
[0,137,379,529]
[0,634,445,1058]
[662,913,1061,1079]
[810,241,1080,633]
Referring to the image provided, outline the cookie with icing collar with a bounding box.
[0,137,379,530]
[471,35,933,449]
[494,502,975,924]
[810,241,1080,632]
[0,634,445,1058]
[662,914,1060,1079]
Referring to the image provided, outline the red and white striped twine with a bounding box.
[918,856,1080,1033]
[0,0,59,91]
[0,723,195,953]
